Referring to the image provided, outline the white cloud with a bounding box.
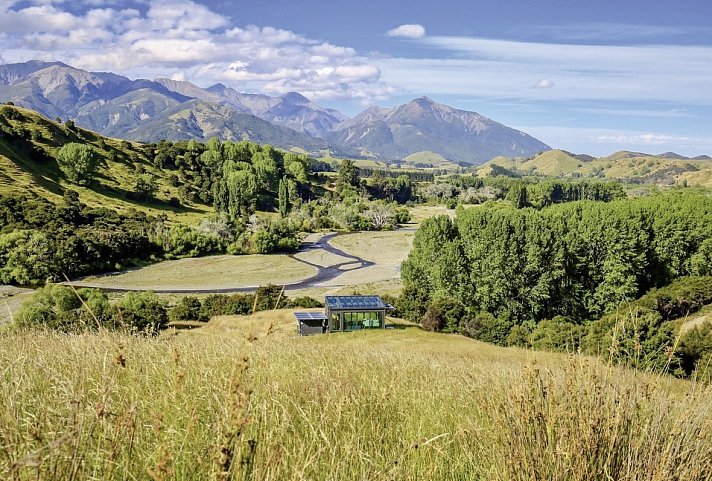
[533,79,554,89]
[515,125,712,157]
[0,0,393,102]
[386,24,426,39]
[375,36,712,105]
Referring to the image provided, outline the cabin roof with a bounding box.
[325,295,386,311]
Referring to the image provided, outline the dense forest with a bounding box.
[400,192,712,378]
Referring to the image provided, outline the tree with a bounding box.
[278,176,290,218]
[134,173,158,201]
[56,143,98,184]
[226,170,257,218]
[336,159,359,189]
[506,181,529,208]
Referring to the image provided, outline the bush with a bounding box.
[168,296,203,322]
[199,293,253,319]
[15,284,114,332]
[289,296,324,308]
[255,284,285,311]
[529,316,585,352]
[420,304,444,332]
[117,291,167,335]
[506,324,531,347]
[677,323,712,380]
[165,224,222,258]
[461,312,512,346]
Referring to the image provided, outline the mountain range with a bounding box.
[0,60,550,163]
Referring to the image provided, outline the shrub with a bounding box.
[200,293,253,319]
[117,291,168,335]
[255,284,285,311]
[506,324,532,347]
[677,323,712,380]
[420,304,444,332]
[462,312,512,345]
[529,316,585,352]
[289,296,324,308]
[396,286,430,323]
[15,284,114,332]
[168,296,203,322]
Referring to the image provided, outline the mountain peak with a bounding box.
[281,92,310,104]
[413,96,436,104]
[329,98,550,163]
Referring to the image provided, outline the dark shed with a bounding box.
[294,311,328,336]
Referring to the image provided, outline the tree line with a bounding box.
[399,192,712,378]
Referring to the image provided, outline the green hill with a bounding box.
[0,104,211,223]
[478,148,712,186]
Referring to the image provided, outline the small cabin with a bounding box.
[294,295,391,335]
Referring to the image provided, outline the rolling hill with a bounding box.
[0,103,211,223]
[481,149,712,186]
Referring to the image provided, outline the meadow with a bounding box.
[1,310,711,480]
[74,255,317,292]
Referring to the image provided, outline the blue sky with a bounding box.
[1,0,712,156]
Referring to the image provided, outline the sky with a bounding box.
[1,0,712,156]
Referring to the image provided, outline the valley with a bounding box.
[2,1,712,479]
[2,62,712,481]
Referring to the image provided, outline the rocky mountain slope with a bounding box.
[0,61,552,163]
[328,97,550,162]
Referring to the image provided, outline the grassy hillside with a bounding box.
[401,151,461,170]
[0,104,211,224]
[1,312,710,480]
[481,149,712,186]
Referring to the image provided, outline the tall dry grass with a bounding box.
[0,316,711,480]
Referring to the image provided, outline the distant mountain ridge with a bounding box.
[327,97,550,162]
[0,60,551,162]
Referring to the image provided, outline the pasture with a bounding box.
[73,255,317,291]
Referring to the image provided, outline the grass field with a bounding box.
[406,204,457,225]
[1,310,710,480]
[75,255,317,291]
[330,230,415,266]
[318,265,400,287]
[292,249,352,268]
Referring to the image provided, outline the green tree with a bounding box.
[336,159,359,189]
[134,173,158,201]
[56,143,99,184]
[278,176,290,218]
